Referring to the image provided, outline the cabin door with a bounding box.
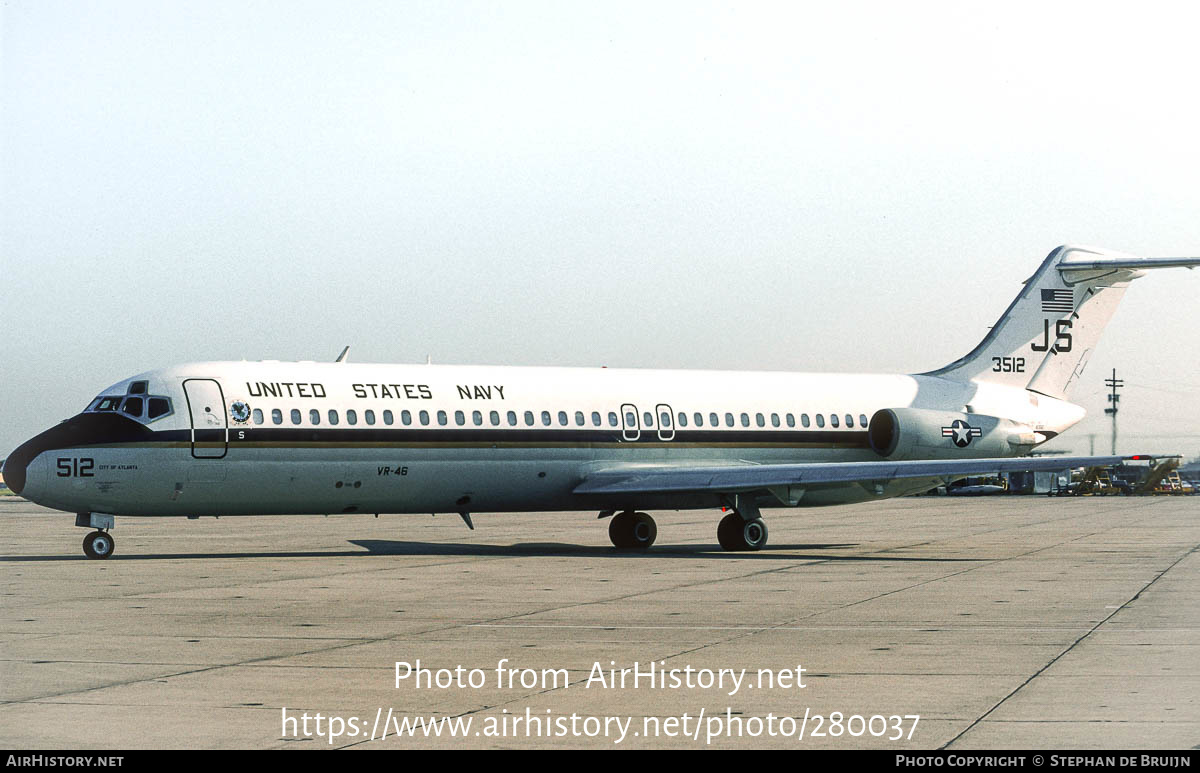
[183,379,228,459]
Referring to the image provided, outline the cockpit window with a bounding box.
[88,389,172,423]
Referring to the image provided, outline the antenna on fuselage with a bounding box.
[335,346,350,363]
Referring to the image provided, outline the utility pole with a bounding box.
[1104,368,1123,455]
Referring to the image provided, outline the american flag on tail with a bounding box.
[1041,289,1073,313]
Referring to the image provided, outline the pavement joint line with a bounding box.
[939,541,1199,750]
[4,506,1165,707]
[4,497,1196,748]
[338,534,972,747]
[1,549,849,706]
[340,516,1159,748]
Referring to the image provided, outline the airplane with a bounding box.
[4,245,1197,559]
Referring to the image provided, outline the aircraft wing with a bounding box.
[574,456,1125,495]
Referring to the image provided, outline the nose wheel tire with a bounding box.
[83,530,115,560]
[608,511,657,549]
[717,512,769,551]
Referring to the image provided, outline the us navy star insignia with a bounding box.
[941,419,982,448]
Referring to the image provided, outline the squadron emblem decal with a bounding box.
[230,400,251,424]
[942,419,982,448]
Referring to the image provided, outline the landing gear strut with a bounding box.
[83,530,115,560]
[608,510,657,549]
[717,511,769,551]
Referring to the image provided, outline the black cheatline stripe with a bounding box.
[85,426,873,448]
[228,426,871,446]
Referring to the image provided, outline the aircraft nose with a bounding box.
[3,420,77,498]
[3,438,32,496]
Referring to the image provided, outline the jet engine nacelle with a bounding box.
[867,407,1041,460]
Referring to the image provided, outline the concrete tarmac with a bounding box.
[1,495,1196,749]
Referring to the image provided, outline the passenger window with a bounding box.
[771,413,780,427]
[271,408,282,425]
[291,409,302,425]
[251,409,264,425]
[830,414,839,428]
[860,414,868,427]
[490,410,500,426]
[541,411,552,426]
[328,410,340,425]
[678,412,687,427]
[755,413,765,427]
[694,412,703,427]
[661,411,671,427]
[310,409,320,425]
[365,410,376,425]
[643,412,654,427]
[740,413,750,427]
[625,411,637,427]
[725,413,734,427]
[558,411,568,426]
[816,414,825,428]
[120,397,144,418]
[507,411,517,426]
[399,410,409,426]
[148,397,171,420]
[420,410,430,426]
[346,409,358,426]
[438,411,449,426]
[387,410,398,426]
[525,411,535,426]
[575,411,585,426]
[802,414,810,428]
[608,412,618,427]
[710,412,719,427]
[591,411,601,426]
[786,413,795,428]
[454,410,465,426]
[845,414,853,428]
[472,410,483,426]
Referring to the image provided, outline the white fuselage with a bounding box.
[13,360,1086,518]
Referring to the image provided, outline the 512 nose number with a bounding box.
[56,458,95,477]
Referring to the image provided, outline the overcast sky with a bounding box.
[3,1,1199,459]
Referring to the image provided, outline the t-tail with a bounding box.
[924,245,1199,400]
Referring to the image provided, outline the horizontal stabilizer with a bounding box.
[1057,255,1200,272]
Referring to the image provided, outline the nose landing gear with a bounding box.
[76,512,116,559]
[83,530,115,560]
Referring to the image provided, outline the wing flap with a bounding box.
[574,456,1124,496]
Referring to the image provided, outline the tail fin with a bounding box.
[924,245,1199,400]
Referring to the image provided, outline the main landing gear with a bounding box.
[601,501,770,552]
[76,512,116,559]
[717,512,769,551]
[607,510,658,549]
